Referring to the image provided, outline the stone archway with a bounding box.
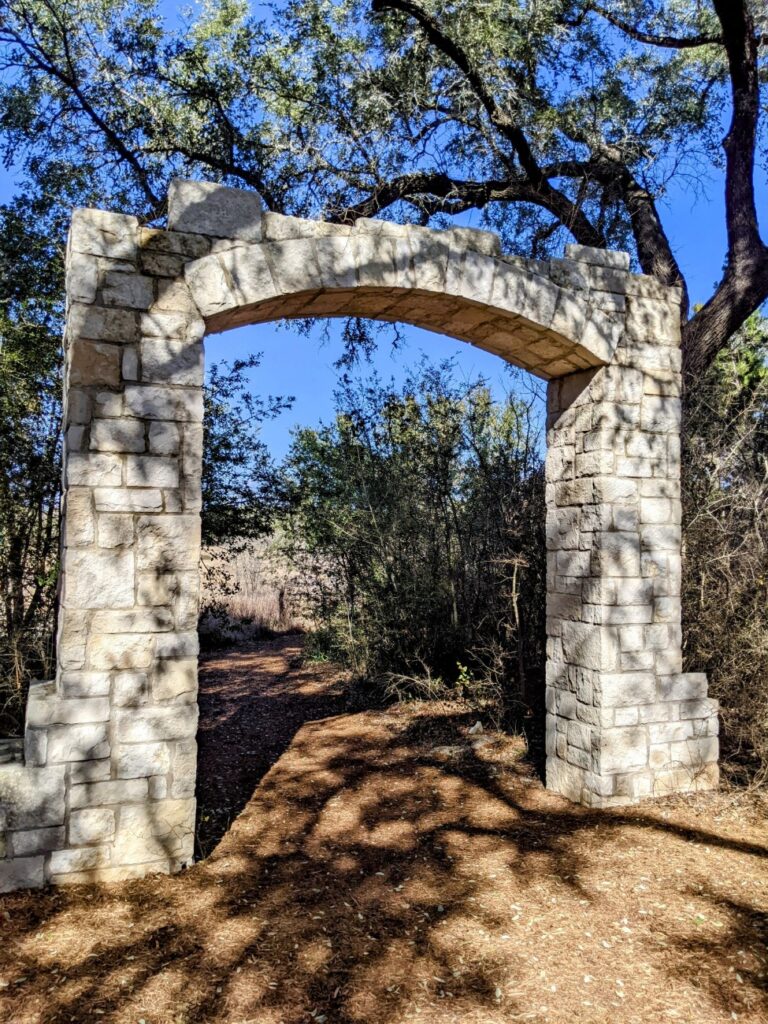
[0,180,718,892]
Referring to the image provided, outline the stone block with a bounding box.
[92,610,171,636]
[11,826,65,857]
[117,742,172,779]
[66,388,93,425]
[0,764,66,829]
[69,778,149,808]
[140,338,204,387]
[602,605,652,625]
[124,384,203,422]
[564,244,630,270]
[137,571,195,606]
[113,671,150,707]
[152,658,197,700]
[26,694,110,727]
[592,532,641,577]
[153,277,198,315]
[70,209,138,260]
[62,489,96,547]
[136,515,201,571]
[619,625,645,652]
[638,702,675,724]
[148,421,180,454]
[66,254,99,303]
[49,846,111,874]
[648,720,697,744]
[561,622,618,671]
[140,226,211,258]
[69,759,112,784]
[679,698,719,721]
[97,513,134,548]
[168,179,263,240]
[103,272,154,309]
[117,705,199,743]
[154,633,199,659]
[641,525,681,551]
[88,633,154,670]
[90,418,146,453]
[641,395,681,434]
[69,808,116,844]
[66,425,87,451]
[47,723,110,763]
[93,391,123,417]
[94,487,163,512]
[60,671,111,698]
[67,452,123,487]
[658,673,707,702]
[492,262,559,329]
[69,306,138,346]
[670,737,719,767]
[122,346,139,380]
[545,756,585,803]
[599,727,648,773]
[0,856,45,893]
[184,252,238,317]
[140,310,205,345]
[126,455,179,488]
[61,547,134,609]
[626,297,681,344]
[599,672,656,707]
[614,706,639,726]
[115,798,195,864]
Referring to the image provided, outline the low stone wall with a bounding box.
[0,180,718,894]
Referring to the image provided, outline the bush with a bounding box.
[682,313,768,784]
[282,360,546,726]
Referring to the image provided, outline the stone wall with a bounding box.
[544,252,719,805]
[0,180,718,893]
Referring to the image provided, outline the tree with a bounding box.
[0,0,765,380]
[282,360,545,718]
[681,312,768,781]
[0,196,64,731]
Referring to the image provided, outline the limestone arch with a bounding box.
[0,180,719,892]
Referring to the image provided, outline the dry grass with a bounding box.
[200,538,312,643]
[0,637,766,1024]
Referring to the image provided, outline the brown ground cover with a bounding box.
[1,636,766,1024]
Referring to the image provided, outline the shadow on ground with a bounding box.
[0,637,766,1024]
[195,638,347,856]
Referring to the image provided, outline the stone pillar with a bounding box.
[17,209,206,882]
[544,248,719,806]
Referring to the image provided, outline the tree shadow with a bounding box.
[195,637,347,856]
[0,640,765,1024]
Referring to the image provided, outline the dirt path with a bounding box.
[1,637,766,1024]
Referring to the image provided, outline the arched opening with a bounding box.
[193,312,548,856]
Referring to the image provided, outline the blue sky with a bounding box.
[1,1,765,461]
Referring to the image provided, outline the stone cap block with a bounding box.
[564,243,631,271]
[167,180,264,241]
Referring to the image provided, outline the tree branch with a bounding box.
[370,0,605,248]
[581,2,767,49]
[682,0,768,379]
[332,171,552,222]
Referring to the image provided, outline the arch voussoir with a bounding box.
[0,179,719,893]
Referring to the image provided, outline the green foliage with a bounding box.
[0,196,66,732]
[282,360,546,721]
[682,312,768,782]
